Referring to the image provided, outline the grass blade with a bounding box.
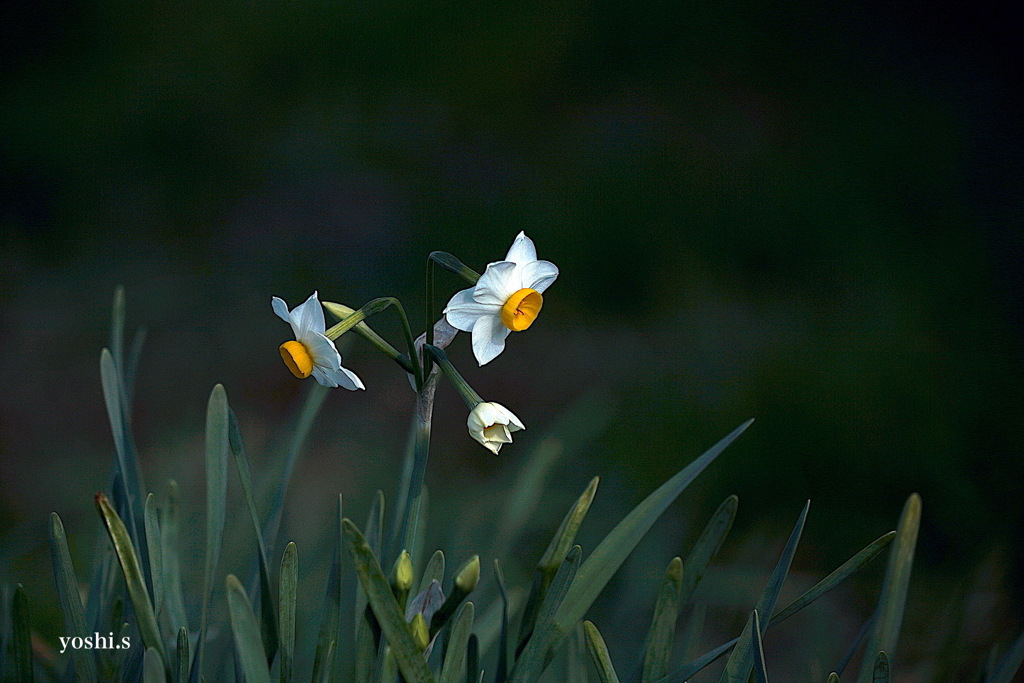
[144,647,167,683]
[583,621,621,683]
[494,560,511,683]
[719,500,810,683]
[227,407,278,663]
[519,476,599,653]
[872,652,890,683]
[439,602,475,683]
[641,557,683,683]
[312,495,343,683]
[769,531,896,627]
[96,492,165,661]
[680,495,738,606]
[856,494,921,683]
[752,611,768,683]
[342,518,436,683]
[162,480,189,640]
[227,575,273,683]
[177,628,189,683]
[144,494,165,617]
[12,585,33,683]
[986,630,1024,683]
[192,384,230,681]
[552,420,753,648]
[509,546,582,683]
[653,637,736,683]
[419,551,445,595]
[279,543,298,683]
[50,513,99,683]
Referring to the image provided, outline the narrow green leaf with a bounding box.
[518,476,599,653]
[144,647,167,683]
[177,628,189,683]
[872,652,890,683]
[719,501,809,683]
[194,384,230,680]
[353,492,383,673]
[227,407,278,662]
[494,560,511,683]
[317,641,337,683]
[680,495,738,606]
[567,622,587,683]
[100,348,147,562]
[641,557,683,683]
[96,493,165,661]
[50,513,99,683]
[769,531,896,628]
[553,420,753,646]
[353,604,377,683]
[12,585,33,683]
[381,646,398,683]
[226,575,273,683]
[342,518,436,683]
[162,480,189,640]
[986,630,1024,683]
[312,495,342,683]
[144,494,165,617]
[680,603,706,661]
[583,621,621,683]
[366,491,386,565]
[752,611,768,683]
[654,638,736,683]
[856,494,921,683]
[279,543,298,683]
[509,546,582,683]
[419,550,446,595]
[439,602,475,683]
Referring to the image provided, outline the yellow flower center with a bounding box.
[280,340,313,379]
[500,288,543,331]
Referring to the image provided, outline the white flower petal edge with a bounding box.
[467,402,525,455]
[273,292,365,390]
[443,232,558,365]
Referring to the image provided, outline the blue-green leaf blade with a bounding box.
[553,420,753,643]
[342,518,436,683]
[856,494,921,683]
[583,621,621,683]
[279,542,298,683]
[227,575,273,683]
[50,513,99,683]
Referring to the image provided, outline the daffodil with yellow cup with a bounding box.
[443,231,558,365]
[273,292,365,390]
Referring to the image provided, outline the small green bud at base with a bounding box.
[409,613,430,650]
[395,550,414,591]
[455,555,480,593]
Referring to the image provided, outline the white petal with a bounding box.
[309,365,339,388]
[291,292,327,335]
[504,231,537,265]
[312,365,365,390]
[521,260,559,294]
[302,332,342,371]
[272,297,293,326]
[471,314,510,365]
[444,288,498,332]
[473,261,520,305]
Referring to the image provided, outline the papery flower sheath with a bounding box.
[467,402,525,455]
[443,231,558,365]
[273,292,365,390]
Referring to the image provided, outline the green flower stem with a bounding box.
[322,299,422,384]
[423,344,483,410]
[390,376,436,563]
[425,250,480,371]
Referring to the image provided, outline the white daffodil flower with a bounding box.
[467,402,525,455]
[273,292,365,390]
[443,231,558,365]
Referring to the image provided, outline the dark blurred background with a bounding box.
[2,0,1022,679]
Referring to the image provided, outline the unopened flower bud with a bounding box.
[455,555,480,593]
